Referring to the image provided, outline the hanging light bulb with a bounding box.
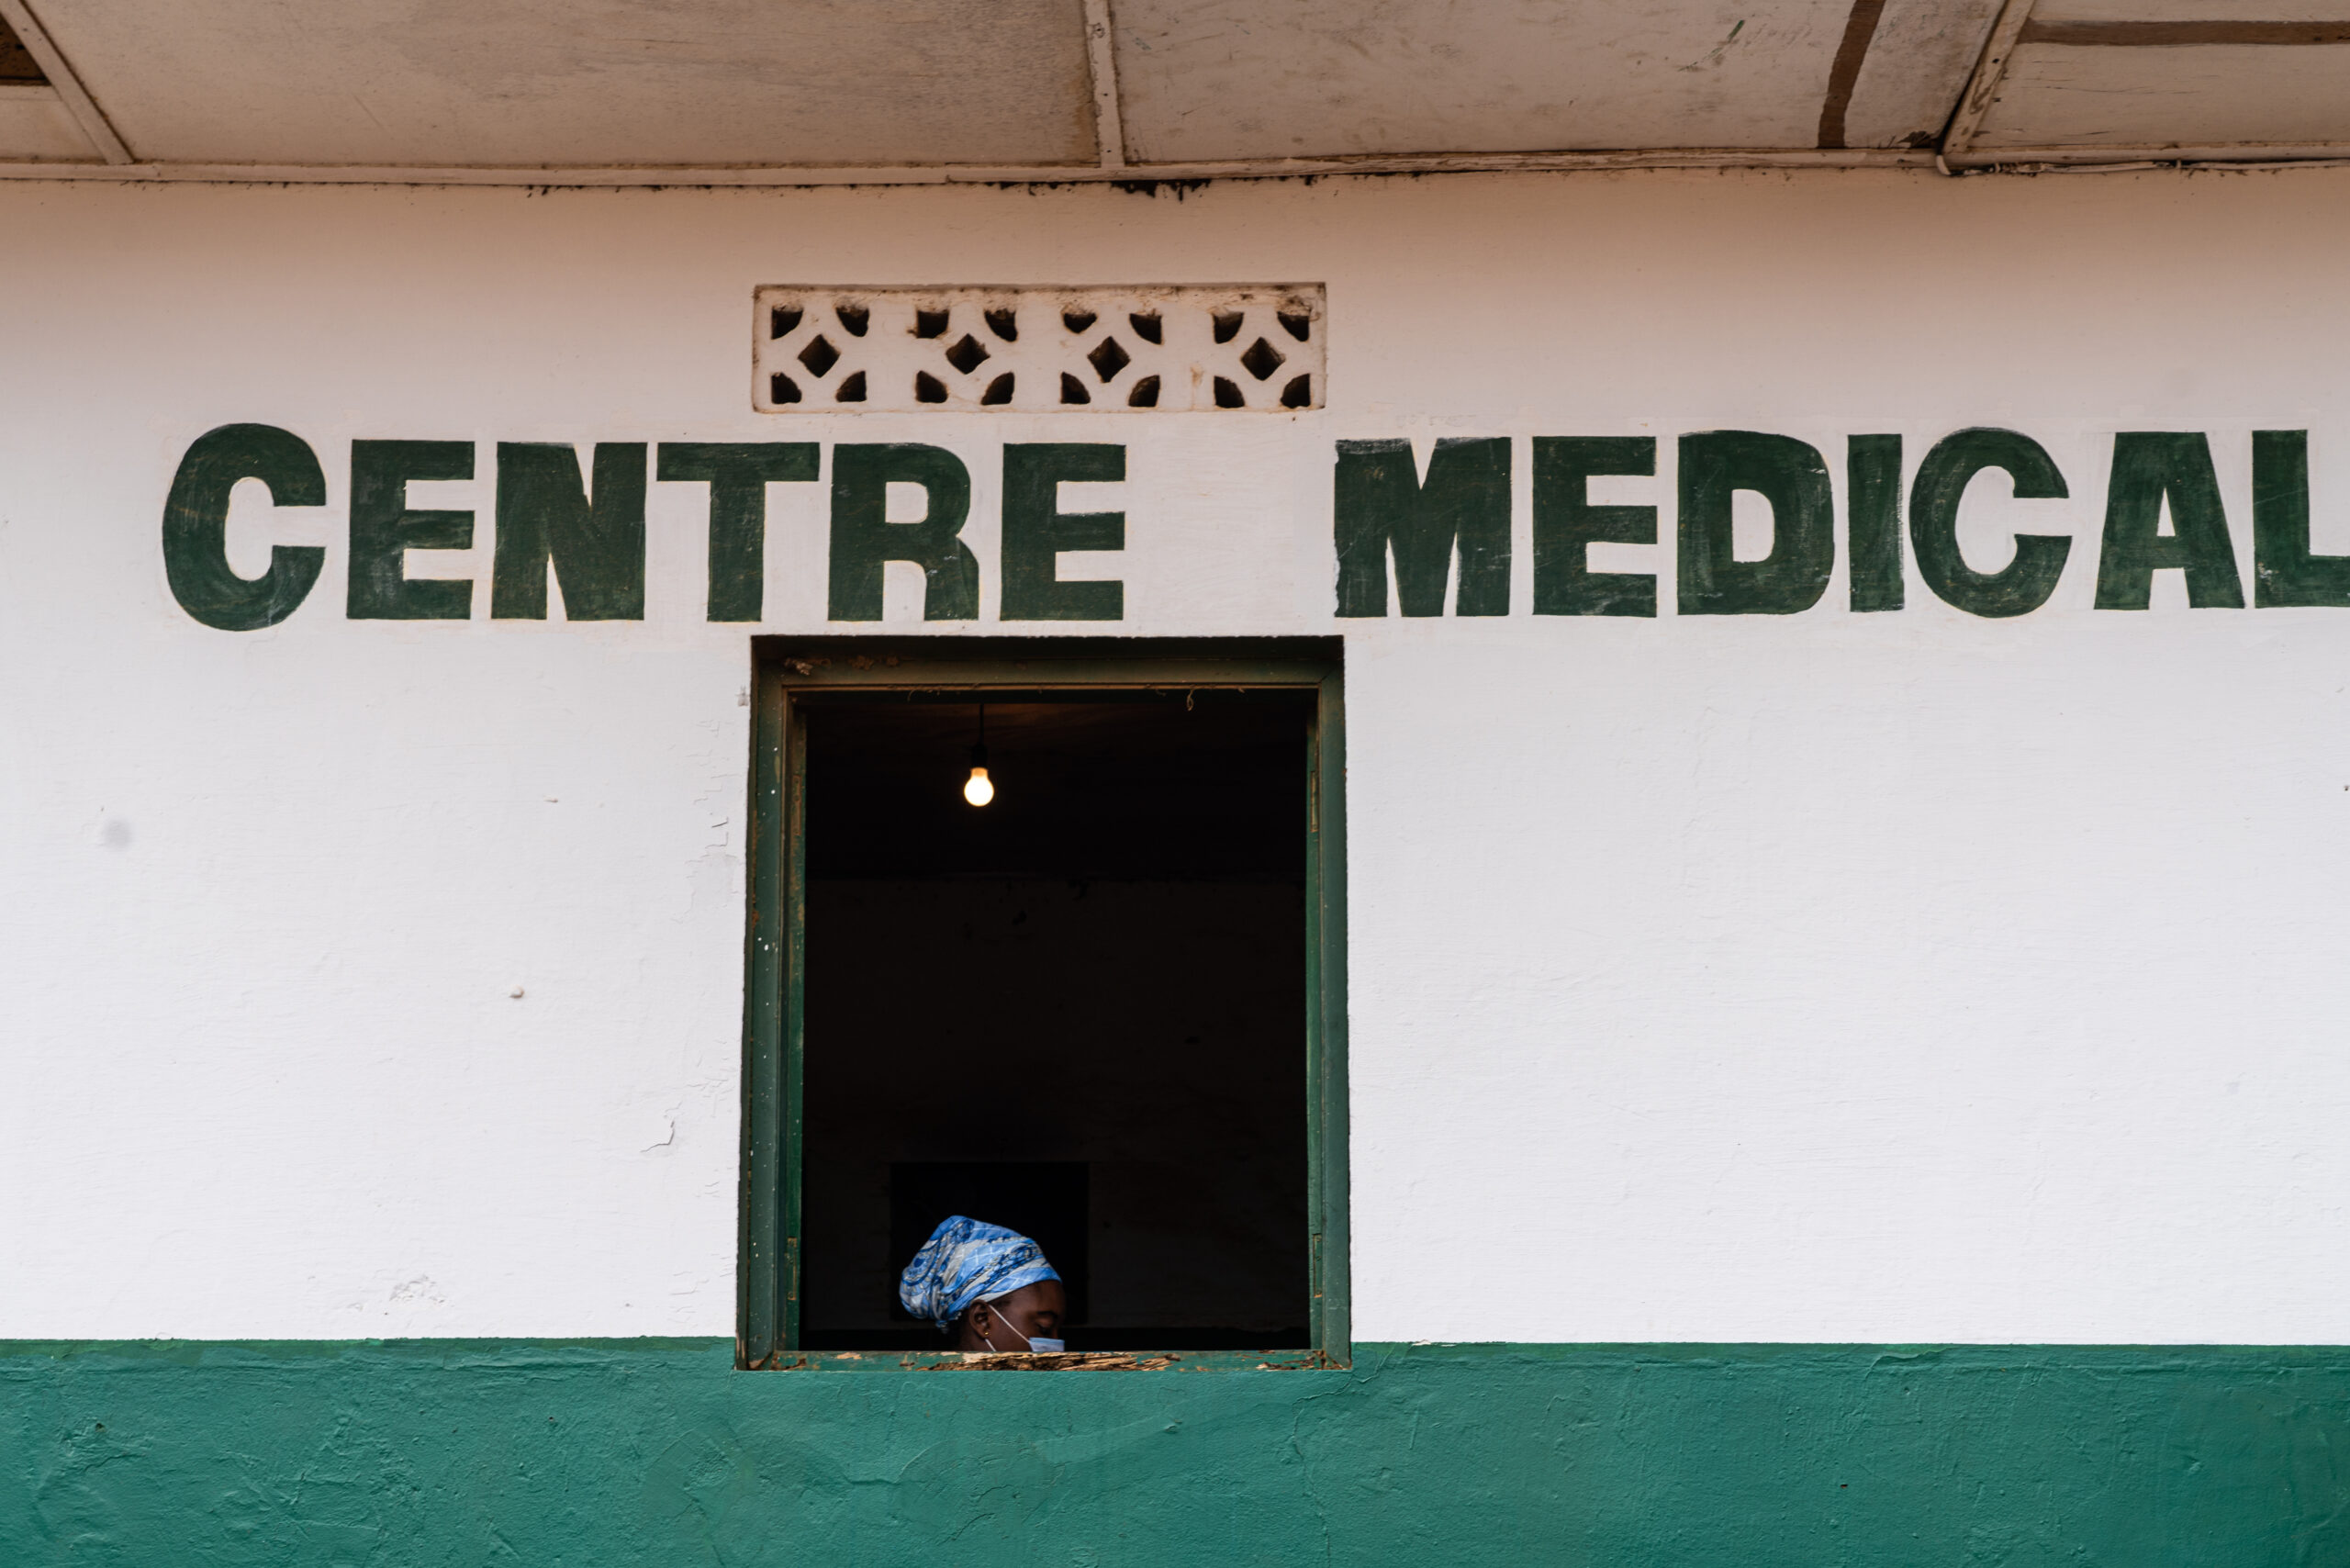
[963,703,994,806]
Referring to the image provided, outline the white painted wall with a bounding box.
[5,168,2350,1342]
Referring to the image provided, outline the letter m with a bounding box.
[1334,438,1510,616]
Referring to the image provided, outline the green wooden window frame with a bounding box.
[739,636,1349,1370]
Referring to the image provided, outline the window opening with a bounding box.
[803,691,1308,1351]
[742,640,1348,1369]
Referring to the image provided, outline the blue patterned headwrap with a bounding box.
[898,1215,1060,1333]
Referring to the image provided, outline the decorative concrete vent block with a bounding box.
[754,286,1325,412]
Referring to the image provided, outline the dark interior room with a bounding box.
[797,689,1313,1351]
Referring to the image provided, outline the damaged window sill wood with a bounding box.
[759,1349,1337,1372]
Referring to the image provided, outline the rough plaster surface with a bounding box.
[0,89,101,162]
[4,1341,2346,1563]
[1113,0,1998,158]
[6,170,2350,1341]
[35,0,1098,166]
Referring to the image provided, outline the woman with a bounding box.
[899,1215,1068,1352]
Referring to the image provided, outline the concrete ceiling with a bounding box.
[0,0,2344,181]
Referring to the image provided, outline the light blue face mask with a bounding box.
[978,1311,1063,1354]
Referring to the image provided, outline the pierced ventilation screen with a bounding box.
[755,286,1325,413]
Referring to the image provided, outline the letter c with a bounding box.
[1909,428,2071,619]
[162,423,327,631]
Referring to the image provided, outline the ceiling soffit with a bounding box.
[1962,1,2350,154]
[1110,0,1998,157]
[0,0,2348,179]
[24,0,1098,166]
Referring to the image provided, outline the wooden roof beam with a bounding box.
[0,0,128,162]
[1083,0,1126,171]
[1942,0,2039,161]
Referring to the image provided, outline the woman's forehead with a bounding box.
[1004,1279,1065,1306]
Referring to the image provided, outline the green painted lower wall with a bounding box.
[5,1339,2344,1565]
